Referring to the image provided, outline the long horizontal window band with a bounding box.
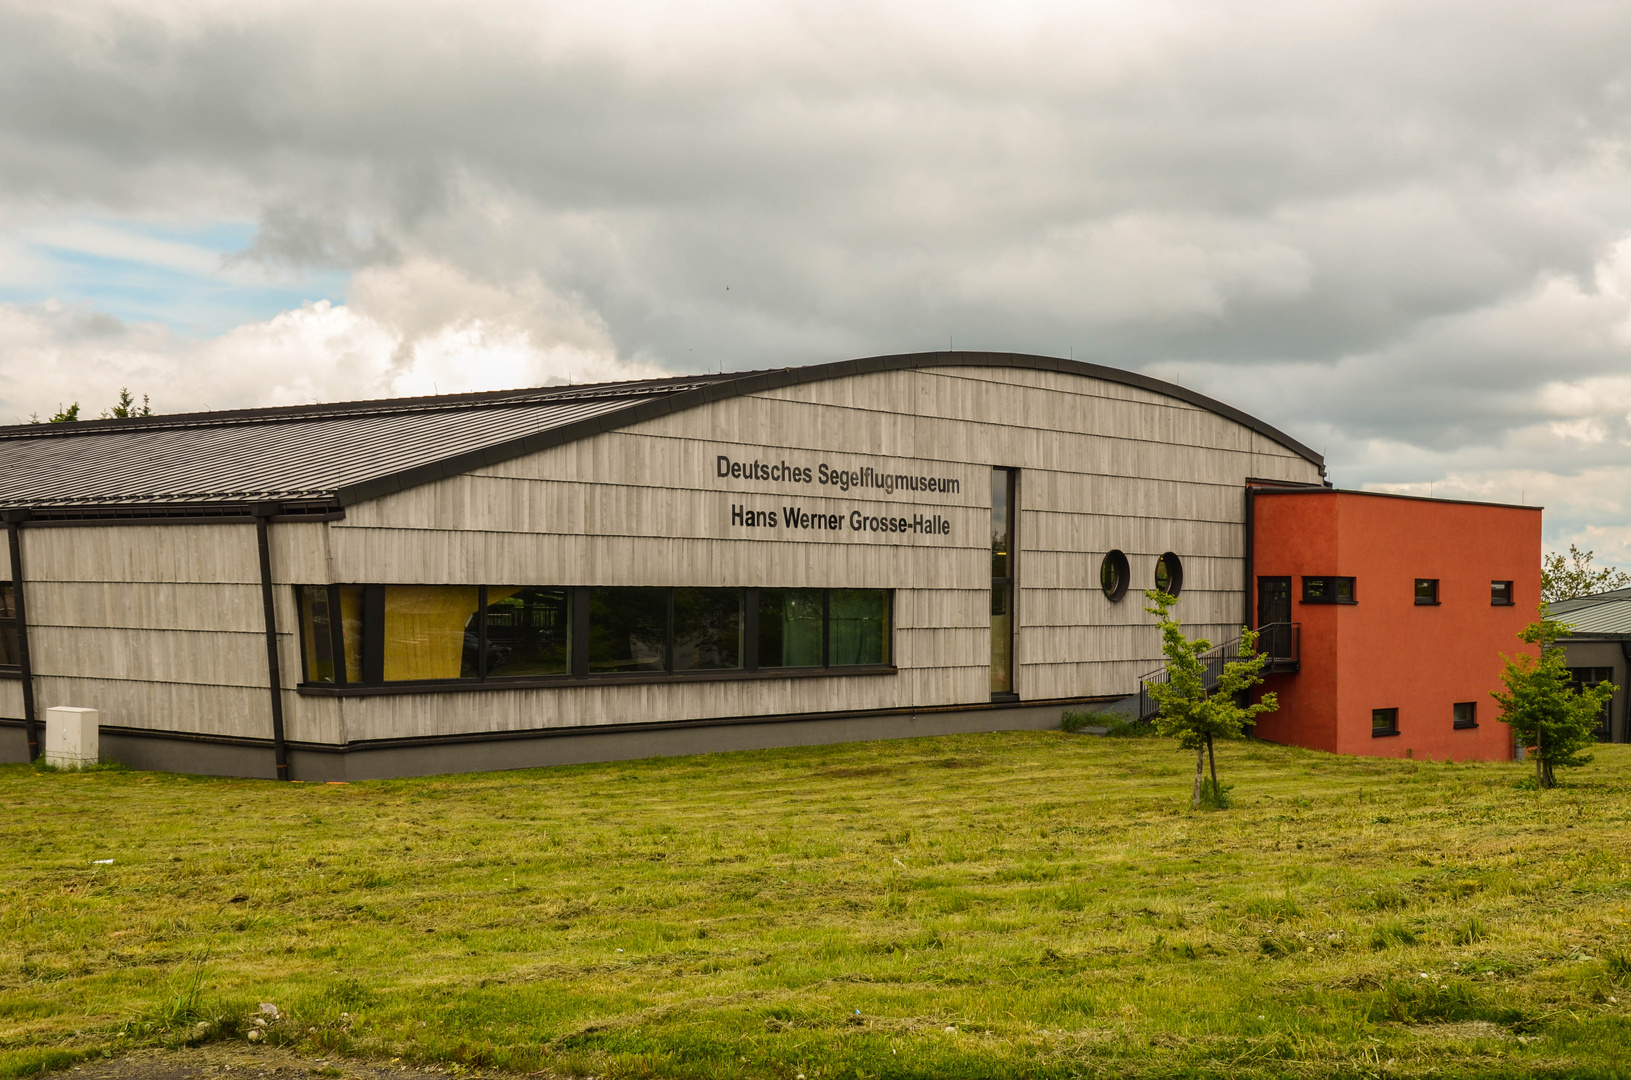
[297,584,893,689]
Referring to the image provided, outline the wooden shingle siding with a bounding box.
[317,365,1319,743]
[9,362,1321,754]
[16,524,292,742]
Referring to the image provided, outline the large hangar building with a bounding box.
[0,352,1535,779]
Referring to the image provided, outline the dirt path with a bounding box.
[54,1047,472,1080]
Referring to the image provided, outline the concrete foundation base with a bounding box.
[68,701,1097,781]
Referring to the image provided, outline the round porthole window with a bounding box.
[1154,551,1184,597]
[1100,549,1130,601]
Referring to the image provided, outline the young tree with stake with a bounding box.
[1143,590,1279,809]
[1492,611,1614,789]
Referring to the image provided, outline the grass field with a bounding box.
[3,731,1631,1079]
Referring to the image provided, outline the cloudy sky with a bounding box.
[3,0,1631,559]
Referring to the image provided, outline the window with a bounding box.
[484,587,571,678]
[832,589,891,666]
[1155,552,1184,597]
[297,585,893,688]
[384,585,483,681]
[297,585,362,685]
[1372,707,1399,737]
[1100,550,1130,602]
[759,589,825,667]
[672,588,744,671]
[1302,577,1356,604]
[1567,667,1615,741]
[588,587,669,674]
[0,582,18,669]
[990,467,1016,694]
[1491,580,1514,606]
[1414,578,1439,605]
[1453,701,1477,729]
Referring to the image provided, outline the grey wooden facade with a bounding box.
[0,356,1323,777]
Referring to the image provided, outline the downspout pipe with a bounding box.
[4,510,38,761]
[253,506,290,781]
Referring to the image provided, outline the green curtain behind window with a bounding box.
[829,589,889,666]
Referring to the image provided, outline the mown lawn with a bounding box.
[3,732,1630,1079]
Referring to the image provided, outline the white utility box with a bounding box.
[45,706,100,767]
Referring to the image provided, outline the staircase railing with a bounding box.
[1137,622,1299,721]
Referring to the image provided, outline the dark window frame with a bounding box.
[1372,707,1399,737]
[1452,701,1477,729]
[296,584,895,692]
[1491,580,1515,606]
[1414,578,1440,606]
[0,580,18,675]
[1100,550,1130,602]
[1302,576,1357,605]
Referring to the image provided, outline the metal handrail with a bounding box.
[1137,622,1299,720]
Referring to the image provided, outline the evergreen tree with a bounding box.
[1143,590,1279,809]
[1492,611,1614,788]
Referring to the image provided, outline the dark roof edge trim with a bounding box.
[1250,484,1542,512]
[333,351,1327,507]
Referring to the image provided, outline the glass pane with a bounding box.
[990,585,1012,692]
[1372,709,1395,733]
[1415,579,1436,601]
[673,588,743,671]
[1492,581,1511,604]
[0,584,14,620]
[336,585,364,683]
[990,469,1011,578]
[1155,556,1172,594]
[383,585,482,681]
[758,589,824,668]
[1101,552,1126,598]
[299,586,337,684]
[1453,702,1475,726]
[1335,578,1354,602]
[485,587,571,678]
[0,624,17,667]
[831,589,889,666]
[589,587,668,673]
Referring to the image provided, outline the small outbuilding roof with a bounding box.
[0,351,1324,519]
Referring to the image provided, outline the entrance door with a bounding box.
[1257,576,1291,659]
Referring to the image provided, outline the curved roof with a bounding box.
[0,351,1323,516]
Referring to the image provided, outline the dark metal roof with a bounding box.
[1552,588,1631,638]
[0,351,1324,516]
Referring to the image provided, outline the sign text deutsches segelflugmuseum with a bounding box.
[715,453,957,538]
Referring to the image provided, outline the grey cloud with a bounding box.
[6,0,1631,548]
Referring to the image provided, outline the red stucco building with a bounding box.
[1249,487,1540,761]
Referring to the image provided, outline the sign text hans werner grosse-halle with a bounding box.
[716,453,957,537]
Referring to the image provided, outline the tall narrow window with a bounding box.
[297,585,363,684]
[991,467,1016,696]
[0,582,18,669]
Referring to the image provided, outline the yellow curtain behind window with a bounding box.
[383,586,483,680]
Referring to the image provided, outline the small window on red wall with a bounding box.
[1415,579,1439,605]
[1453,702,1477,729]
[1491,581,1514,606]
[1303,577,1356,604]
[1372,708,1399,737]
